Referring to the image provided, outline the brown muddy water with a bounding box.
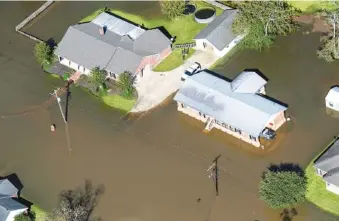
[1,1,339,221]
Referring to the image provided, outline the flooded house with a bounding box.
[55,12,172,81]
[314,138,339,195]
[173,70,287,147]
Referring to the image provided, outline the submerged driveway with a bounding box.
[131,51,219,113]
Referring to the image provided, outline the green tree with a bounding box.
[317,4,339,61]
[15,214,31,221]
[160,0,185,20]
[34,42,52,67]
[233,1,298,50]
[117,72,135,99]
[259,170,307,209]
[89,67,107,94]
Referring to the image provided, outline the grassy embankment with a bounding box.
[305,138,339,216]
[289,1,337,13]
[80,2,223,72]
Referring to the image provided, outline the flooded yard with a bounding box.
[1,2,339,221]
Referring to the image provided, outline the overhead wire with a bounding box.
[1,83,338,220]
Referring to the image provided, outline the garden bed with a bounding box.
[305,139,339,216]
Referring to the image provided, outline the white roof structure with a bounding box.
[326,87,339,111]
[92,12,145,39]
[174,71,287,137]
[231,71,267,93]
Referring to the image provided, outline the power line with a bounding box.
[1,82,338,220]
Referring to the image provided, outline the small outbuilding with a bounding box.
[325,87,339,111]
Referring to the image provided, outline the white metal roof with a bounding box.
[92,12,145,39]
[174,71,287,137]
[326,87,339,101]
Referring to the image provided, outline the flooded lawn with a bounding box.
[1,2,339,221]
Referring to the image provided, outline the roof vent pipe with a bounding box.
[99,26,106,35]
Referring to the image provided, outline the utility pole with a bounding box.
[207,154,220,196]
[50,88,67,124]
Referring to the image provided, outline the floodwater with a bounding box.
[1,1,339,221]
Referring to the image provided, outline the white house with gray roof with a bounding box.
[194,9,244,57]
[174,70,287,147]
[314,138,339,195]
[0,179,27,221]
[55,12,172,80]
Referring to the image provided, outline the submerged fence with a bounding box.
[15,0,54,43]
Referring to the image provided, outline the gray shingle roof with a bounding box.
[195,10,238,51]
[173,71,286,137]
[55,12,171,75]
[0,179,26,221]
[0,179,17,199]
[314,140,339,187]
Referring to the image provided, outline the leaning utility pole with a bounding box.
[50,88,67,124]
[207,155,221,196]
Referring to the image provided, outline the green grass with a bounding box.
[102,94,136,112]
[79,3,223,72]
[305,139,339,216]
[80,2,223,45]
[289,1,337,13]
[31,204,47,221]
[153,48,195,72]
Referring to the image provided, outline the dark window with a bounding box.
[235,128,242,134]
[329,102,334,107]
[222,123,229,129]
[250,135,257,141]
[110,72,116,79]
[203,114,206,118]
[199,112,202,116]
[229,126,235,132]
[181,103,185,108]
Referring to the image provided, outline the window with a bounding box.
[181,103,185,108]
[235,128,242,134]
[229,126,235,132]
[250,135,257,141]
[203,114,206,118]
[329,102,334,107]
[78,65,80,70]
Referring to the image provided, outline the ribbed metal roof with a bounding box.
[174,71,286,137]
[92,12,145,39]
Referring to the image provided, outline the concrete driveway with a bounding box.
[131,51,219,113]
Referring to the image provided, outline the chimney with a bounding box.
[99,26,106,35]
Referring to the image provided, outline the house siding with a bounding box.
[59,57,90,75]
[177,102,261,147]
[266,111,286,131]
[136,46,172,73]
[195,35,244,57]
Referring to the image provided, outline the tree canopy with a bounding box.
[233,1,298,50]
[89,67,107,95]
[160,0,185,20]
[259,170,307,209]
[117,72,136,99]
[34,42,53,67]
[14,214,32,221]
[44,180,104,221]
[317,3,339,62]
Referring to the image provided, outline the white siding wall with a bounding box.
[195,35,245,58]
[326,182,339,195]
[6,208,27,221]
[59,57,91,75]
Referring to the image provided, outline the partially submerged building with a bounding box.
[173,70,287,147]
[55,12,172,80]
